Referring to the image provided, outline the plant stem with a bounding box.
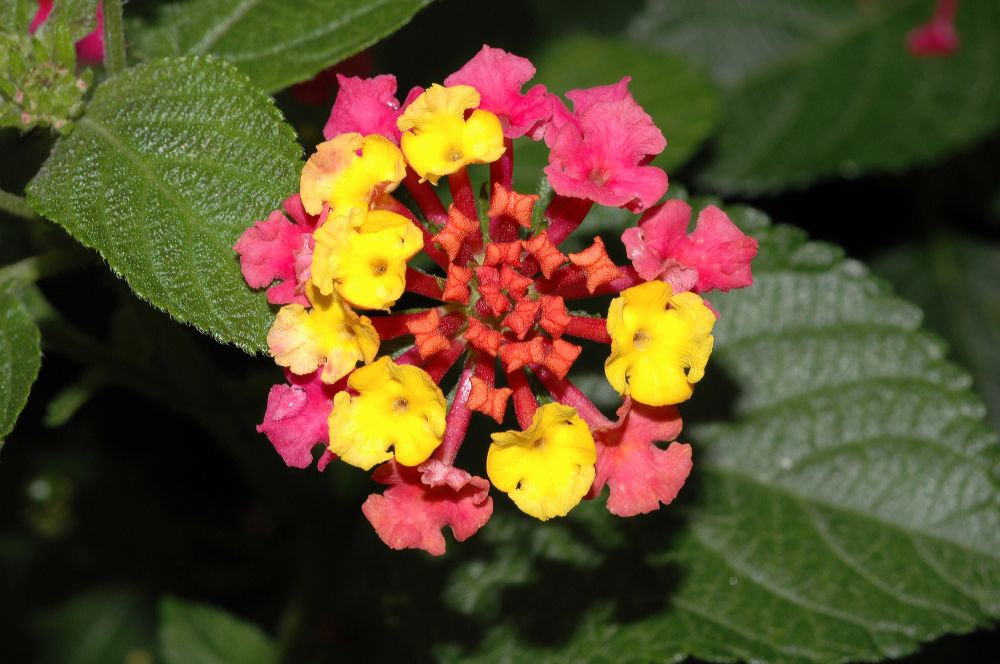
[103,0,127,76]
[0,247,91,291]
[0,190,38,221]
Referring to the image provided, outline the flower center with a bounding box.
[392,397,409,412]
[632,329,650,349]
[371,258,388,276]
[447,147,464,162]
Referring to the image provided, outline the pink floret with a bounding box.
[589,398,692,517]
[543,77,667,212]
[234,194,323,306]
[257,370,339,470]
[323,74,402,142]
[31,0,105,66]
[907,20,959,57]
[622,199,757,293]
[444,45,552,140]
[362,460,493,556]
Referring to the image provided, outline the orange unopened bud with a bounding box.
[468,376,513,423]
[499,336,545,372]
[524,231,567,279]
[539,295,571,338]
[541,339,582,379]
[502,298,541,339]
[465,318,504,356]
[489,183,538,229]
[433,205,480,260]
[484,240,523,266]
[443,264,472,304]
[475,266,511,316]
[500,265,533,299]
[405,309,451,359]
[568,237,621,293]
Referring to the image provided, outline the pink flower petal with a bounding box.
[31,0,105,66]
[444,45,552,139]
[362,460,493,556]
[257,370,340,469]
[233,194,323,306]
[544,78,667,212]
[623,200,757,293]
[907,20,959,57]
[589,398,692,517]
[323,74,402,142]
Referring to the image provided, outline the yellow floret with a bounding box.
[486,403,596,521]
[327,357,447,470]
[299,133,406,216]
[267,284,379,384]
[397,84,505,185]
[605,280,715,406]
[311,208,423,310]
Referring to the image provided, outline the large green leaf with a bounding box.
[440,211,1000,663]
[0,290,41,442]
[26,57,301,352]
[131,0,435,93]
[37,590,155,664]
[630,0,1000,194]
[874,233,1000,434]
[160,597,275,664]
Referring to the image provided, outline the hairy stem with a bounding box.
[103,0,127,76]
[0,189,38,221]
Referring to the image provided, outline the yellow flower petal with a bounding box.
[328,357,447,470]
[605,281,715,406]
[397,84,505,184]
[299,133,406,216]
[267,284,379,384]
[486,403,596,521]
[311,209,423,310]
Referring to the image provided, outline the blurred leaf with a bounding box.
[443,212,1000,663]
[514,35,719,191]
[874,233,1000,432]
[631,0,1000,194]
[160,596,275,664]
[43,369,107,427]
[0,290,40,442]
[26,57,301,353]
[131,0,435,93]
[36,589,155,664]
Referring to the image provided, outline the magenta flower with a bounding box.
[323,74,402,142]
[444,44,553,140]
[234,194,324,306]
[621,199,758,294]
[907,0,960,57]
[543,77,667,212]
[30,0,105,66]
[257,370,338,470]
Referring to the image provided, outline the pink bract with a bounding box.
[323,74,402,142]
[622,199,757,293]
[257,370,339,470]
[589,398,692,517]
[31,0,105,66]
[362,460,494,556]
[233,194,323,306]
[543,77,667,212]
[444,45,552,140]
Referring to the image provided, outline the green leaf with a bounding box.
[159,596,276,664]
[873,233,1000,433]
[0,290,41,442]
[131,0,435,93]
[443,212,1000,663]
[26,56,302,352]
[513,35,719,191]
[36,589,155,664]
[630,0,1000,194]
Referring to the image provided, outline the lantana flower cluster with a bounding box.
[235,45,758,555]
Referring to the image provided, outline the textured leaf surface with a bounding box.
[874,233,1000,433]
[160,597,275,664]
[630,0,1000,194]
[441,210,1000,663]
[131,0,434,93]
[27,57,301,352]
[0,290,41,441]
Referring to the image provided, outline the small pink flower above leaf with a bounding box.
[622,199,757,293]
[257,370,339,470]
[543,77,667,212]
[444,45,552,140]
[31,0,105,66]
[234,194,323,306]
[323,74,402,143]
[589,398,692,517]
[362,459,493,556]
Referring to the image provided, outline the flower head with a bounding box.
[237,45,756,555]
